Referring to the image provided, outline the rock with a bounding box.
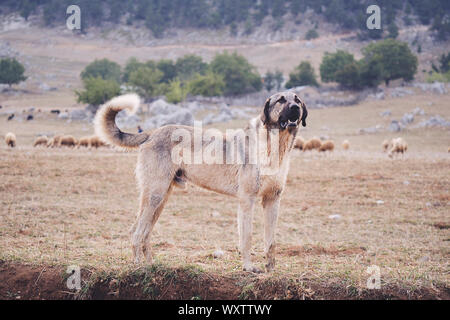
[412,107,425,116]
[58,112,69,120]
[143,109,194,129]
[213,249,224,259]
[388,120,403,132]
[69,109,89,121]
[328,214,341,220]
[359,125,382,134]
[376,200,384,205]
[210,211,221,218]
[401,113,414,125]
[149,99,179,115]
[389,87,413,98]
[403,180,410,186]
[380,110,391,117]
[413,82,447,95]
[415,115,450,128]
[116,111,141,129]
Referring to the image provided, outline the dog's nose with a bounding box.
[290,104,300,110]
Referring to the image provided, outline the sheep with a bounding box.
[77,136,91,148]
[342,140,350,150]
[388,137,408,158]
[59,135,77,148]
[293,136,305,150]
[319,140,335,152]
[303,137,322,151]
[47,135,62,148]
[5,132,16,148]
[89,136,106,148]
[33,136,48,147]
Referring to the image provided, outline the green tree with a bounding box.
[362,39,418,86]
[81,59,122,83]
[165,79,187,103]
[122,57,145,83]
[175,55,208,81]
[320,50,356,83]
[210,51,262,96]
[75,77,121,106]
[305,28,319,40]
[387,22,399,39]
[286,61,318,88]
[273,70,284,90]
[334,62,361,89]
[187,72,225,97]
[157,59,177,83]
[128,66,163,98]
[264,71,275,91]
[0,58,27,88]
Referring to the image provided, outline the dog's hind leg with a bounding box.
[131,180,173,264]
[262,193,281,272]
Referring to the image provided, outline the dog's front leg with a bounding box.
[263,194,281,272]
[238,196,261,273]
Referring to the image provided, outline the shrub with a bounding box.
[362,39,418,85]
[210,52,262,96]
[187,72,225,97]
[320,50,356,83]
[0,58,27,87]
[75,77,121,106]
[80,59,121,83]
[305,28,319,40]
[128,66,163,98]
[285,62,318,88]
[165,79,187,103]
[175,55,208,81]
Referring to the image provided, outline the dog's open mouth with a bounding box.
[280,119,298,129]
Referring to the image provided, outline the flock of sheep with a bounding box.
[4,131,445,156]
[3,133,106,149]
[293,136,410,157]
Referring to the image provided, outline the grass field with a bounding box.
[0,91,449,299]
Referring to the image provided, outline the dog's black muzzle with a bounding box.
[279,104,300,129]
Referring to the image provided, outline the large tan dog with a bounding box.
[95,92,307,272]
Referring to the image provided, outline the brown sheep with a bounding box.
[59,135,77,148]
[89,136,106,148]
[47,135,62,148]
[77,136,91,148]
[33,136,48,147]
[319,140,335,152]
[388,137,408,158]
[5,132,16,148]
[303,137,322,151]
[293,136,305,150]
[342,140,350,150]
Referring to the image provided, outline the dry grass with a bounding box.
[1,93,449,297]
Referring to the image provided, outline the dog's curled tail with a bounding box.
[94,93,149,150]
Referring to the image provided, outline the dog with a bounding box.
[95,92,307,272]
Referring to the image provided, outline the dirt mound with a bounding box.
[1,261,448,300]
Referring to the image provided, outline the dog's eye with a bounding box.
[277,96,286,104]
[294,96,301,104]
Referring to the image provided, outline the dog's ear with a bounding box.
[300,102,308,127]
[261,98,271,125]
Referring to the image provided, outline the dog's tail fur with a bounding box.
[94,94,149,149]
